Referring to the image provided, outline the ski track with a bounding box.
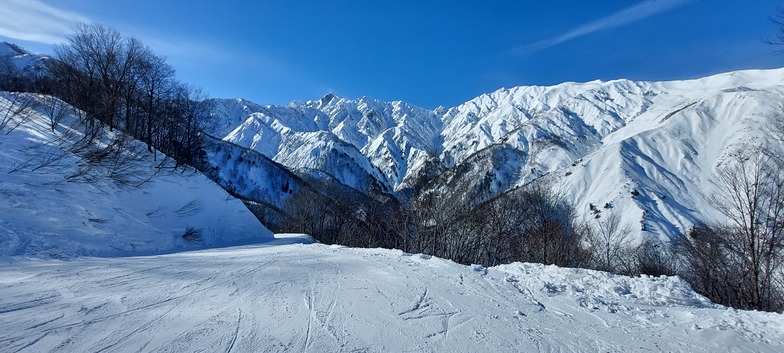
[0,243,783,352]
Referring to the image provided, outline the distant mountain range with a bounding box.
[203,68,784,242]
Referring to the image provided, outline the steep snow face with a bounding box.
[204,98,267,138]
[207,68,784,241]
[200,136,302,209]
[554,70,784,240]
[2,243,783,352]
[424,68,784,240]
[0,93,273,258]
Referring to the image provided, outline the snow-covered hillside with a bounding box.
[0,92,273,258]
[0,42,49,77]
[2,243,782,352]
[207,68,784,241]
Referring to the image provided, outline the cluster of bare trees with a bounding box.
[278,173,678,274]
[282,180,594,268]
[0,24,206,184]
[279,181,409,250]
[42,24,205,168]
[406,182,592,267]
[675,147,784,312]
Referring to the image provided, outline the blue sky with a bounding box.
[1,0,782,108]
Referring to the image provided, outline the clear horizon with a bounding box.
[1,0,782,109]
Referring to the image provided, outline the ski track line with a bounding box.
[318,263,343,345]
[225,307,241,353]
[10,332,48,353]
[90,289,193,353]
[398,287,429,316]
[302,269,315,352]
[24,312,64,330]
[0,293,61,315]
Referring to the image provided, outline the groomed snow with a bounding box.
[1,242,782,352]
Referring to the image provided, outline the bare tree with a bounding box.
[0,92,37,133]
[136,52,175,152]
[711,150,784,310]
[676,224,747,308]
[768,7,784,53]
[39,95,70,131]
[52,24,146,131]
[0,56,20,91]
[678,149,784,312]
[511,182,590,267]
[588,211,634,273]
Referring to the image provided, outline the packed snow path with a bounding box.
[2,242,782,352]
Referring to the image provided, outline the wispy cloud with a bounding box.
[0,0,90,44]
[515,0,692,55]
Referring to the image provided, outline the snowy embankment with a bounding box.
[0,92,273,258]
[1,243,783,352]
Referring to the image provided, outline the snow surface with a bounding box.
[0,92,273,258]
[2,243,783,352]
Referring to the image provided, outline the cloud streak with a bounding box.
[0,0,90,44]
[516,0,691,54]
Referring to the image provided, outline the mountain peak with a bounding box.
[320,93,337,105]
[0,42,28,57]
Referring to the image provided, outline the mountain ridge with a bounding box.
[205,67,784,242]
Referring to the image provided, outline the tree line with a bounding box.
[281,177,656,270]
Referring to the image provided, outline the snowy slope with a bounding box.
[552,70,784,240]
[200,135,302,210]
[0,92,273,258]
[1,243,782,352]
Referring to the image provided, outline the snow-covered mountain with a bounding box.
[0,42,49,77]
[205,94,441,194]
[429,69,784,240]
[206,68,784,241]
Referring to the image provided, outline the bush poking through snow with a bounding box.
[181,226,203,242]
